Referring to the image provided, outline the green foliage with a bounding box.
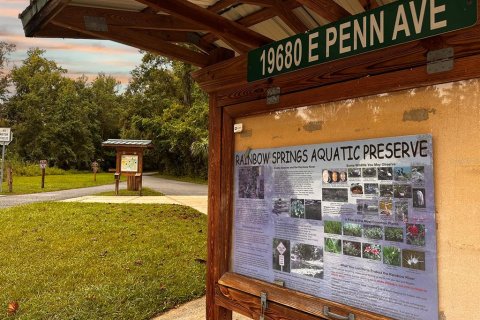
[6,159,72,177]
[363,225,384,240]
[1,49,208,178]
[0,202,207,319]
[1,173,120,195]
[121,53,209,178]
[324,238,341,254]
[2,49,122,170]
[342,223,362,237]
[0,41,15,103]
[324,220,342,235]
[384,227,404,242]
[94,187,163,196]
[383,246,401,266]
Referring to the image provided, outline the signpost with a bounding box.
[277,242,286,272]
[247,0,477,82]
[92,161,99,181]
[0,128,13,193]
[39,160,47,189]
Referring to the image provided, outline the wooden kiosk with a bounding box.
[102,139,153,195]
[21,1,480,320]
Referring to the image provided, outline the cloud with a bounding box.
[2,34,140,56]
[0,8,21,18]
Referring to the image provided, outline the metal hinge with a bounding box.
[260,292,268,320]
[427,48,454,74]
[266,87,280,105]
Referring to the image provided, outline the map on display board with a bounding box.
[232,134,438,320]
[121,155,139,172]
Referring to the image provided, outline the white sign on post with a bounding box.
[0,128,11,142]
[279,254,284,266]
[276,242,286,255]
[39,160,47,169]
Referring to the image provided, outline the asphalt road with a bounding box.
[0,175,208,209]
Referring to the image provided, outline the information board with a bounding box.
[120,154,139,172]
[233,135,438,320]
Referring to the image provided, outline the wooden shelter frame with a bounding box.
[19,1,480,319]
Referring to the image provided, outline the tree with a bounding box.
[0,42,15,104]
[121,53,209,178]
[3,49,95,169]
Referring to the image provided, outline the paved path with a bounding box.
[0,182,128,209]
[0,175,207,209]
[142,175,208,196]
[62,195,208,214]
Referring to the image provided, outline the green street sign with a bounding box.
[247,0,477,82]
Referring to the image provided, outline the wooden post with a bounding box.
[41,168,45,188]
[39,160,47,189]
[92,161,99,182]
[115,172,120,195]
[7,164,12,193]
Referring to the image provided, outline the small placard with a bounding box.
[39,160,47,169]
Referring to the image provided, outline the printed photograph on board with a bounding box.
[272,198,290,217]
[350,183,363,195]
[364,183,379,195]
[304,200,322,220]
[380,184,394,197]
[322,188,349,202]
[348,168,362,178]
[378,167,393,180]
[379,200,393,218]
[394,184,412,198]
[395,201,409,222]
[402,249,426,271]
[290,199,305,218]
[411,166,425,184]
[290,243,324,279]
[362,167,378,178]
[362,243,382,261]
[273,239,291,273]
[324,238,342,254]
[343,223,362,237]
[406,224,426,247]
[363,225,384,240]
[413,188,427,208]
[238,166,265,199]
[384,226,404,243]
[357,199,378,215]
[394,166,412,181]
[343,240,361,257]
[383,246,402,267]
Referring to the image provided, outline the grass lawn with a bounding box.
[0,202,207,319]
[153,174,207,185]
[94,187,164,196]
[1,173,123,195]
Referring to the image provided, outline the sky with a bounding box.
[0,0,143,88]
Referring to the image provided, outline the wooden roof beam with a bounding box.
[208,0,239,13]
[51,19,210,67]
[136,0,272,48]
[61,5,208,32]
[142,30,218,53]
[202,0,301,44]
[359,0,380,10]
[294,0,351,22]
[274,0,309,33]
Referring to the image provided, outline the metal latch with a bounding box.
[427,48,454,74]
[323,306,355,320]
[266,87,280,105]
[260,292,268,320]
